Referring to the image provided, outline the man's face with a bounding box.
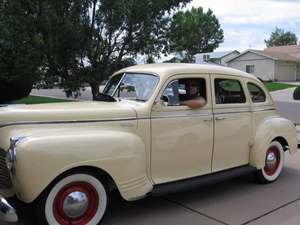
[187,81,199,95]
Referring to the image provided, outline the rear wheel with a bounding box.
[37,172,108,225]
[256,141,285,183]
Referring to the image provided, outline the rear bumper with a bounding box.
[0,196,18,222]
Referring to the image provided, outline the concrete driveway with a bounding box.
[1,152,300,225]
[270,87,300,124]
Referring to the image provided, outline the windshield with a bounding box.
[103,73,159,102]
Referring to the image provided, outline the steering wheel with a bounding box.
[94,93,117,102]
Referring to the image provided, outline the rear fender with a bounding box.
[250,117,297,169]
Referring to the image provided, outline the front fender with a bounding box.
[250,116,298,169]
[13,129,152,203]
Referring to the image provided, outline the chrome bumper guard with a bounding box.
[0,196,18,222]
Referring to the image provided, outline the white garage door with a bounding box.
[276,64,296,81]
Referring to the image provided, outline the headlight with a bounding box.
[5,137,27,175]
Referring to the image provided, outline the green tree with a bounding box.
[168,7,224,63]
[37,0,191,99]
[0,0,42,102]
[265,27,298,47]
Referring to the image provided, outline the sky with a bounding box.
[188,0,300,52]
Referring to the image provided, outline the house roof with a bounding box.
[264,45,300,62]
[227,45,300,63]
[265,45,300,54]
[195,50,240,60]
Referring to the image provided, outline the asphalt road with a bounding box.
[2,152,300,225]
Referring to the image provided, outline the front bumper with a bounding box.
[0,196,18,222]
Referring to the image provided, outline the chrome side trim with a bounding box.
[151,113,212,119]
[213,111,251,115]
[0,117,137,128]
[0,196,18,222]
[252,108,276,112]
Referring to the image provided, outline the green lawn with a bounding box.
[14,95,72,104]
[263,82,297,92]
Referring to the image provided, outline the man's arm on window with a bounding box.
[181,97,206,109]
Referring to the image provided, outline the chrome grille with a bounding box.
[0,148,12,189]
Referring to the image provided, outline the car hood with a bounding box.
[0,101,137,126]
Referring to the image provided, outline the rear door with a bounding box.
[212,75,252,172]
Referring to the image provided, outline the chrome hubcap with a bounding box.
[62,191,89,219]
[266,152,277,169]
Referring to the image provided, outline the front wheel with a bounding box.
[37,172,108,225]
[256,141,285,184]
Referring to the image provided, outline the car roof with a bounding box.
[115,63,258,81]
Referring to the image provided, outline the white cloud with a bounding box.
[187,0,300,51]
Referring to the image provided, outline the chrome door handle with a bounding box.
[215,117,226,121]
[203,118,213,122]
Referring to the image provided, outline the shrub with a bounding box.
[0,78,33,103]
[293,86,300,100]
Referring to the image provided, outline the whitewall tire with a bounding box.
[37,172,108,225]
[256,141,285,183]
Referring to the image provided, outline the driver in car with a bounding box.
[180,79,206,109]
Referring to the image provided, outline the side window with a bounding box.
[214,79,246,104]
[162,78,206,106]
[247,82,266,103]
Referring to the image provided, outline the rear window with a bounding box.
[214,79,246,104]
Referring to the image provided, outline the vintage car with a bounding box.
[0,64,298,224]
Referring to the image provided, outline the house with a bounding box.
[227,45,300,81]
[195,50,240,66]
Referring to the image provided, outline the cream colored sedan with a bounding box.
[0,64,298,224]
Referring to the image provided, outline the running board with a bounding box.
[151,165,257,196]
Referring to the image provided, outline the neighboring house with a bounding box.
[195,50,240,66]
[227,45,300,81]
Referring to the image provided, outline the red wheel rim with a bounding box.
[53,182,99,225]
[264,146,280,176]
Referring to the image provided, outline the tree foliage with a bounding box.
[1,1,224,101]
[36,0,191,99]
[0,0,42,102]
[265,27,298,48]
[168,7,224,62]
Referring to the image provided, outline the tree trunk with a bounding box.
[90,82,100,100]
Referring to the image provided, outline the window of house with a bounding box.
[247,82,266,103]
[246,65,255,73]
[214,79,246,104]
[162,78,206,106]
[203,55,210,62]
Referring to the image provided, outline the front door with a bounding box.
[212,75,252,172]
[151,74,213,184]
